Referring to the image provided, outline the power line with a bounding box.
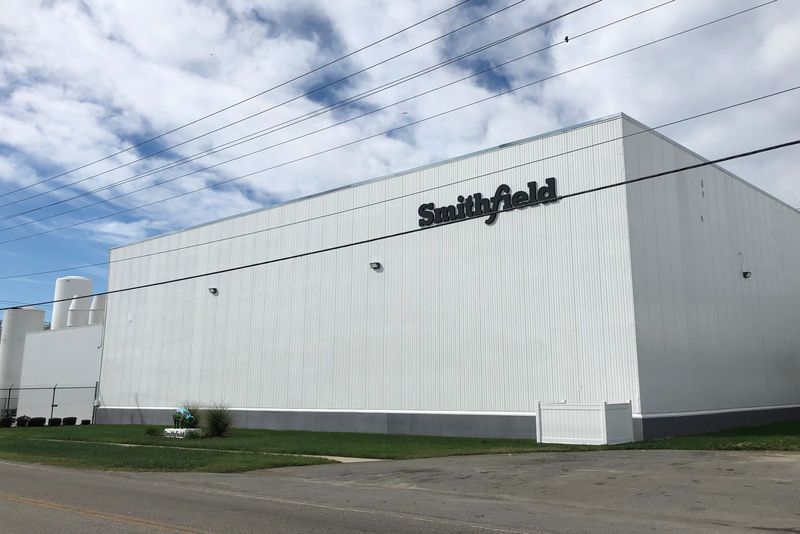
[0,0,532,205]
[0,0,474,199]
[3,137,797,312]
[0,0,609,222]
[0,299,52,308]
[0,1,771,244]
[0,84,796,282]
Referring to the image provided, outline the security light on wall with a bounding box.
[738,252,752,279]
[208,287,219,295]
[369,262,382,270]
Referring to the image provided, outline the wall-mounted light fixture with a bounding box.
[208,287,219,295]
[369,262,382,271]
[738,252,752,280]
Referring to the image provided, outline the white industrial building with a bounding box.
[94,114,800,440]
[0,276,105,421]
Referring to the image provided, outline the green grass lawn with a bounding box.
[0,435,332,472]
[0,425,552,460]
[0,420,797,473]
[614,420,800,451]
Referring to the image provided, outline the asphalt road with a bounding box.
[1,449,798,533]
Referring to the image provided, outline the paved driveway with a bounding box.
[1,449,798,533]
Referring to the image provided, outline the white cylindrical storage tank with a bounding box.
[0,308,45,389]
[66,295,91,328]
[88,295,107,326]
[50,276,92,330]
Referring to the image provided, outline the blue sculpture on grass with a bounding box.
[172,406,197,429]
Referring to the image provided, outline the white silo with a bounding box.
[0,308,45,390]
[50,276,92,330]
[66,295,91,327]
[88,295,107,326]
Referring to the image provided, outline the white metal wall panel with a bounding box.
[19,326,103,387]
[100,117,641,414]
[623,116,800,415]
[17,325,103,421]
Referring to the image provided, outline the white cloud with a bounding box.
[0,0,797,261]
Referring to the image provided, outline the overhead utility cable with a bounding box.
[0,0,474,198]
[0,82,795,280]
[0,0,532,203]
[0,0,608,221]
[0,0,771,244]
[3,137,797,312]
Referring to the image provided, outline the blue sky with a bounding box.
[1,0,798,320]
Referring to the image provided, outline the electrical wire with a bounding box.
[0,0,531,204]
[3,137,797,312]
[0,1,772,244]
[0,0,474,199]
[0,83,796,281]
[0,299,52,308]
[0,0,609,222]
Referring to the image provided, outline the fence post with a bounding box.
[92,381,99,423]
[4,385,12,416]
[535,401,542,443]
[50,384,58,419]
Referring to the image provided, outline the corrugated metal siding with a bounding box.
[623,117,800,414]
[100,117,641,414]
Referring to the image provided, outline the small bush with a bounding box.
[62,417,77,426]
[80,419,91,425]
[0,417,14,428]
[202,404,233,437]
[48,417,62,427]
[28,417,46,427]
[16,415,30,428]
[145,425,164,437]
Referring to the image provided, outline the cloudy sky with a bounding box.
[0,0,798,315]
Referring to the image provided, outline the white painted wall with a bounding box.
[100,117,642,415]
[0,308,44,389]
[623,116,800,415]
[16,325,103,420]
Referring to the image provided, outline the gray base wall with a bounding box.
[640,406,800,440]
[95,408,537,439]
[97,405,800,441]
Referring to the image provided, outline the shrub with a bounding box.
[145,425,163,437]
[80,419,91,425]
[28,417,46,427]
[0,417,14,428]
[16,415,30,428]
[202,404,233,437]
[48,417,62,427]
[62,417,77,426]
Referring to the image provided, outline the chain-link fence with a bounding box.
[1,383,98,421]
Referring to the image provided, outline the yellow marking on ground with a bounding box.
[0,492,213,533]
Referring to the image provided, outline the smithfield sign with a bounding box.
[417,178,558,227]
